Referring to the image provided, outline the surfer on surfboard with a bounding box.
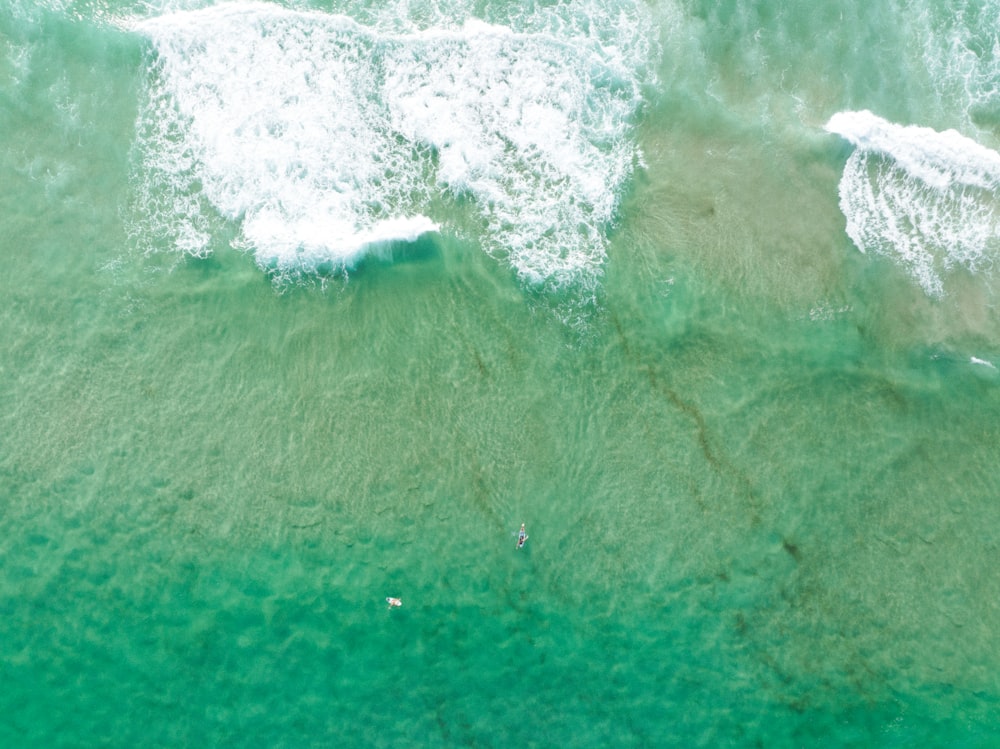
[386,597,402,608]
[516,523,528,549]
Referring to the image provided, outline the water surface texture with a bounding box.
[3,0,1000,746]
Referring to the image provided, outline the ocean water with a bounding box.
[3,0,1000,746]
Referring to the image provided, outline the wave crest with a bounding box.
[826,110,1000,296]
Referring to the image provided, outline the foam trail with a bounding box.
[826,110,1000,296]
[130,1,654,289]
[910,0,1000,134]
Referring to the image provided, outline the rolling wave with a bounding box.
[129,0,656,290]
[826,110,1000,297]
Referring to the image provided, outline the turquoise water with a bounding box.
[3,0,1000,746]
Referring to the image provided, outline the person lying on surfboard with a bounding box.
[516,523,528,549]
[386,597,402,608]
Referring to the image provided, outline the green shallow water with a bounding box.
[4,0,1000,746]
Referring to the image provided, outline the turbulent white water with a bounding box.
[129,0,656,289]
[826,110,1000,297]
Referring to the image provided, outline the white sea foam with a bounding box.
[129,0,655,288]
[910,0,1000,135]
[825,110,1000,297]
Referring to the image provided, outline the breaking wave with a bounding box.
[129,0,656,290]
[826,110,1000,297]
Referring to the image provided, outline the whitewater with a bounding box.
[129,0,657,292]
